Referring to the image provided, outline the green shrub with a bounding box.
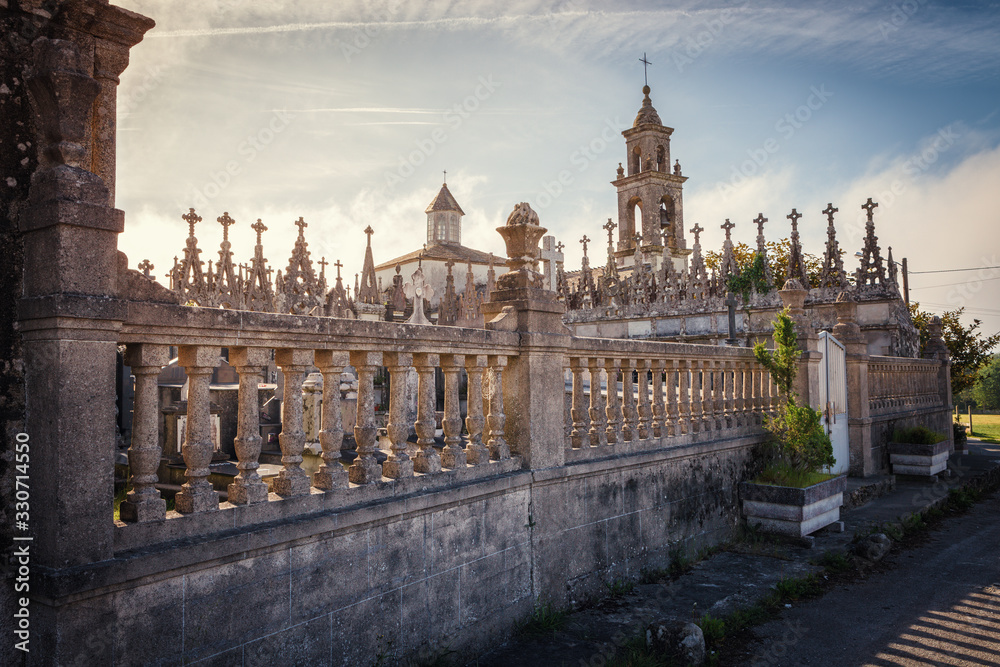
[755,462,835,488]
[753,309,836,474]
[697,614,726,647]
[892,425,946,445]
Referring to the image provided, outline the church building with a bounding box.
[373,180,506,307]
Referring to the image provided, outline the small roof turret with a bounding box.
[633,85,662,127]
[425,182,465,216]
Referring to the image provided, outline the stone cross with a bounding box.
[540,236,564,292]
[689,223,704,246]
[634,232,643,247]
[556,241,565,253]
[138,259,154,277]
[333,259,343,279]
[364,225,374,245]
[639,52,652,86]
[580,235,590,258]
[295,216,308,236]
[753,213,767,238]
[786,208,802,232]
[822,203,838,224]
[251,218,267,245]
[721,218,735,240]
[862,197,878,221]
[182,208,201,237]
[317,257,328,278]
[725,291,738,345]
[603,218,616,248]
[217,211,236,241]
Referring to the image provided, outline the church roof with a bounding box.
[424,182,465,216]
[633,85,662,127]
[374,243,503,272]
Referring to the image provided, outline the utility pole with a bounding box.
[901,257,910,305]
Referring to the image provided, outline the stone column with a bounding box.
[350,351,384,483]
[570,357,588,448]
[120,343,169,522]
[486,355,511,460]
[834,292,874,475]
[314,350,349,490]
[588,358,607,446]
[651,360,665,438]
[666,360,679,437]
[175,345,220,514]
[440,354,467,468]
[227,347,270,505]
[382,352,415,479]
[301,372,323,450]
[274,348,314,496]
[413,353,442,472]
[482,202,570,469]
[678,360,692,435]
[464,355,491,465]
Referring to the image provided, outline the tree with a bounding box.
[705,238,824,290]
[972,355,1000,410]
[909,303,1000,396]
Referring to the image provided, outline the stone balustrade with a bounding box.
[563,339,775,460]
[867,356,944,416]
[115,302,518,545]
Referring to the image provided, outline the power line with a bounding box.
[909,275,1000,289]
[909,265,1000,275]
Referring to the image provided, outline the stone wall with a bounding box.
[29,433,761,665]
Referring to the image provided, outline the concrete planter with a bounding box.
[740,474,847,537]
[889,438,950,477]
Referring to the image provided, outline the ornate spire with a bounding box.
[855,198,887,288]
[818,203,849,290]
[213,211,240,307]
[688,223,708,299]
[438,259,459,326]
[456,260,485,328]
[276,216,324,315]
[720,219,738,280]
[786,208,809,287]
[175,208,209,304]
[753,212,774,286]
[357,225,379,305]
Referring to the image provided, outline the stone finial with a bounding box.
[138,259,154,278]
[720,219,738,280]
[855,197,887,288]
[276,216,323,315]
[357,225,380,305]
[673,159,682,176]
[832,290,862,342]
[923,315,950,360]
[495,202,547,291]
[786,208,809,287]
[617,162,625,179]
[580,234,590,258]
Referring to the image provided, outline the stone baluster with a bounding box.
[637,359,651,440]
[464,355,491,464]
[382,352,415,479]
[666,360,679,437]
[570,357,588,449]
[621,359,638,442]
[413,353,443,472]
[651,360,665,438]
[314,350,349,490]
[723,360,734,429]
[753,366,764,424]
[440,354,467,468]
[768,371,779,415]
[679,360,692,435]
[701,360,714,434]
[274,349,314,496]
[690,360,704,434]
[120,344,170,522]
[714,362,726,430]
[227,347,271,505]
[175,345,220,513]
[350,351,384,484]
[605,358,622,445]
[487,355,511,460]
[588,358,607,446]
[733,361,745,429]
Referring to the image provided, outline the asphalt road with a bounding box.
[741,492,1000,666]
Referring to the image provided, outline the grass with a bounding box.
[697,614,726,647]
[958,412,1000,444]
[753,463,836,488]
[605,578,636,598]
[519,602,568,637]
[892,425,946,445]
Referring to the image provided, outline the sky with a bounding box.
[114,0,1000,337]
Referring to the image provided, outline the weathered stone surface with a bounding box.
[852,532,892,562]
[646,618,706,666]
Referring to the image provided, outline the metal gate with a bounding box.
[818,331,849,474]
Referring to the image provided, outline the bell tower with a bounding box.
[425,178,465,246]
[611,84,689,271]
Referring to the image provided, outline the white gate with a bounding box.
[818,331,849,474]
